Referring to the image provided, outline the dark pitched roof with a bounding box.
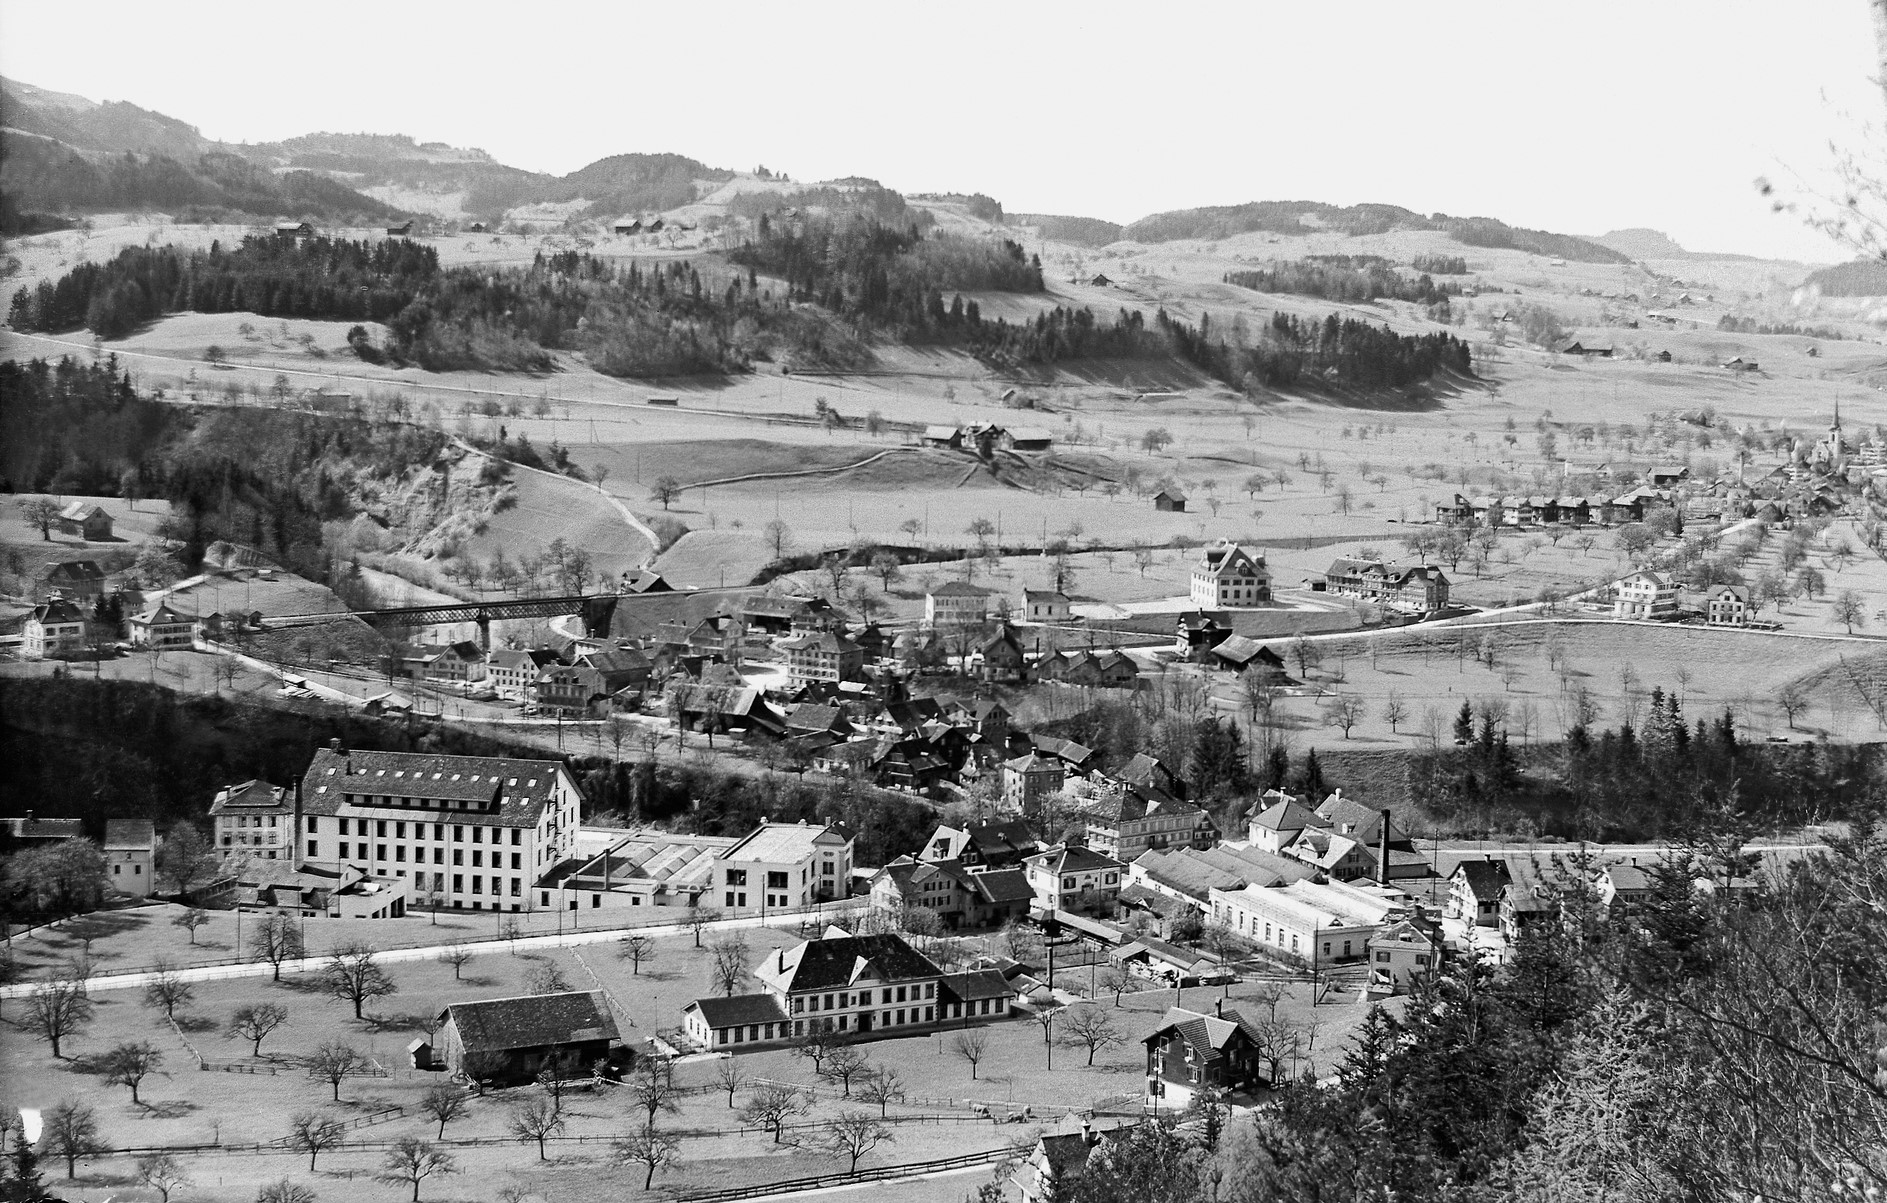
[44,560,106,582]
[1027,845,1124,875]
[441,990,618,1053]
[774,933,941,992]
[1454,859,1514,897]
[938,969,1011,1003]
[302,747,573,829]
[104,819,156,849]
[1,816,85,840]
[685,994,789,1029]
[1143,1005,1260,1062]
[970,867,1035,903]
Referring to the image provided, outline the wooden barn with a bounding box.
[1153,488,1187,513]
[434,990,623,1085]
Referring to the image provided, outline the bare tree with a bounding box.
[375,1137,456,1203]
[707,934,751,997]
[952,1028,991,1079]
[1058,1005,1126,1066]
[618,934,656,975]
[16,496,59,541]
[683,907,715,948]
[627,1057,681,1132]
[1324,695,1366,738]
[170,907,210,945]
[820,1111,895,1175]
[857,1065,906,1118]
[740,1082,808,1143]
[764,518,792,559]
[24,978,93,1058]
[713,1056,745,1107]
[649,477,682,510]
[420,1083,468,1138]
[134,1151,190,1202]
[439,944,473,980]
[525,960,571,995]
[226,1002,290,1056]
[142,962,194,1019]
[100,1041,163,1104]
[306,1042,366,1101]
[820,1044,871,1097]
[40,1099,105,1179]
[1099,964,1135,1006]
[322,942,397,1018]
[1033,1005,1063,1067]
[792,1019,842,1074]
[614,1127,679,1189]
[286,1111,346,1171]
[257,1179,317,1203]
[1778,684,1810,730]
[250,914,304,982]
[1382,692,1408,733]
[509,1097,566,1160]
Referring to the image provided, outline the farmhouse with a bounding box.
[975,623,1029,683]
[42,560,106,600]
[24,598,88,658]
[128,601,196,650]
[614,217,643,234]
[1447,859,1512,926]
[386,221,414,235]
[486,647,560,696]
[274,221,314,238]
[55,502,113,541]
[298,743,583,912]
[1209,635,1286,679]
[683,932,948,1050]
[1153,488,1188,513]
[1003,428,1054,452]
[1560,340,1614,357]
[1190,542,1270,607]
[536,647,651,714]
[921,425,964,449]
[1090,273,1113,286]
[1245,792,1328,854]
[435,990,621,1083]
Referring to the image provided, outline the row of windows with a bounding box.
[309,817,524,844]
[320,841,523,870]
[792,982,935,1012]
[229,815,279,828]
[712,1005,940,1046]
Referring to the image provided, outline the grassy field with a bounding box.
[0,908,1367,1202]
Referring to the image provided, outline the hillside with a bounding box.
[1800,257,1887,296]
[1121,199,1631,263]
[1592,226,1765,262]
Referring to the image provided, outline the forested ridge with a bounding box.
[1225,259,1462,306]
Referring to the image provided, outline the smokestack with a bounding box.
[1377,809,1392,882]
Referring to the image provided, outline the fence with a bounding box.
[672,1147,1013,1202]
[750,1077,1072,1120]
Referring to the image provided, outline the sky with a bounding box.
[0,0,1879,262]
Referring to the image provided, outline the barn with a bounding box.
[1153,489,1188,513]
[434,990,624,1084]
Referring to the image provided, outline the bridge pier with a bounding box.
[475,613,492,652]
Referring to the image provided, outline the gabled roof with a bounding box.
[441,990,618,1053]
[930,580,988,597]
[302,747,574,829]
[684,994,789,1029]
[1026,845,1124,875]
[1211,635,1282,667]
[1024,589,1070,604]
[761,933,941,993]
[44,560,105,582]
[1453,859,1514,898]
[104,819,156,849]
[58,502,107,522]
[1142,1005,1259,1061]
[131,601,193,626]
[1,816,85,841]
[210,779,289,815]
[31,598,88,625]
[1249,797,1327,835]
[938,969,1011,1003]
[970,867,1035,903]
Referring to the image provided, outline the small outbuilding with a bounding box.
[386,221,414,236]
[646,395,680,407]
[614,217,643,235]
[435,990,622,1084]
[56,502,113,541]
[1153,488,1187,513]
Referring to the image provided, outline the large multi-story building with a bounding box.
[1207,877,1402,968]
[23,599,88,659]
[1023,844,1125,913]
[1322,559,1451,613]
[779,631,865,685]
[1085,794,1217,863]
[1614,570,1678,620]
[925,581,992,627]
[1189,543,1270,608]
[713,820,853,914]
[298,742,582,913]
[127,602,197,650]
[209,779,293,862]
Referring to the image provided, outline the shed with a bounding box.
[467,222,489,233]
[386,221,414,236]
[1153,489,1187,513]
[1004,428,1053,452]
[274,221,314,238]
[646,395,680,407]
[1090,273,1112,286]
[56,502,113,541]
[614,217,643,234]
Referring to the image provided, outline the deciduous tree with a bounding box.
[306,1043,366,1102]
[100,1040,163,1103]
[24,977,93,1058]
[321,942,397,1018]
[420,1083,468,1139]
[614,1127,679,1189]
[739,1082,808,1143]
[375,1138,455,1202]
[227,1003,290,1056]
[820,1111,894,1174]
[39,1098,105,1179]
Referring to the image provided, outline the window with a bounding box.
[338,842,350,859]
[727,868,748,887]
[472,851,483,868]
[395,822,406,839]
[377,821,387,837]
[307,840,318,857]
[1376,951,1391,963]
[511,829,522,845]
[726,892,736,908]
[511,853,521,871]
[472,877,482,894]
[473,828,483,844]
[767,870,789,889]
[453,849,463,866]
[307,817,319,833]
[453,826,464,842]
[434,848,444,864]
[453,874,464,892]
[396,846,406,863]
[376,844,387,861]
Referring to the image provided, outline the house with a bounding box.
[1208,877,1401,968]
[743,594,845,635]
[386,221,414,236]
[1434,493,1474,524]
[422,641,487,684]
[536,647,651,714]
[42,560,107,600]
[1153,488,1187,513]
[921,425,964,449]
[1648,466,1691,488]
[1023,844,1125,913]
[1090,273,1113,286]
[925,581,990,627]
[1086,793,1216,864]
[210,779,292,862]
[918,818,1042,869]
[1003,428,1053,453]
[274,221,314,238]
[1189,542,1270,607]
[1614,570,1678,620]
[55,502,113,541]
[664,682,785,741]
[104,819,158,898]
[467,222,488,233]
[486,648,560,697]
[1447,859,1512,927]
[1022,590,1072,623]
[618,570,673,595]
[1368,911,1443,992]
[127,601,196,650]
[976,623,1029,683]
[1039,647,1139,688]
[298,742,583,913]
[1013,1126,1111,1203]
[1244,792,1329,854]
[24,598,88,658]
[1284,794,1428,881]
[1142,1005,1267,1110]
[613,217,643,235]
[1174,610,1234,661]
[1099,753,1185,804]
[644,217,664,233]
[1656,350,1673,362]
[1323,558,1450,613]
[1722,357,1759,372]
[1705,583,1750,627]
[1592,861,1655,918]
[1002,753,1066,811]
[1209,635,1286,679]
[684,932,946,1050]
[780,631,865,685]
[1499,863,1556,943]
[869,857,1034,930]
[712,820,853,912]
[1027,733,1097,774]
[435,991,621,1083]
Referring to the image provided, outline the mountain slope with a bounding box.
[1118,200,1630,263]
